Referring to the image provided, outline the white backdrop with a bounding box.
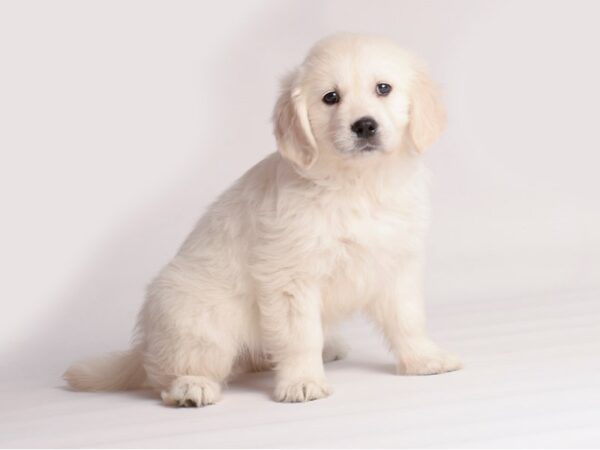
[1,0,599,387]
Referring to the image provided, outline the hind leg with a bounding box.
[155,341,237,407]
[161,376,222,407]
[141,271,242,407]
[144,335,237,407]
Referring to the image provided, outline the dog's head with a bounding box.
[273,33,446,172]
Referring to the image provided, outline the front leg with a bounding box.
[258,280,331,402]
[367,257,462,375]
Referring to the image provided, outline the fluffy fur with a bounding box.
[64,33,462,407]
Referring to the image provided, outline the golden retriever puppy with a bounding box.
[65,33,462,406]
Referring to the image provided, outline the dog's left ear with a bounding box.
[273,70,318,169]
[408,70,447,152]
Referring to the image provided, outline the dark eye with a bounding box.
[322,91,340,105]
[376,83,392,96]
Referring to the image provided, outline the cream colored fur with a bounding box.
[64,33,461,407]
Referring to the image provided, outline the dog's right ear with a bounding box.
[273,70,318,169]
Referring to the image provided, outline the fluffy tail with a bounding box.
[64,348,146,391]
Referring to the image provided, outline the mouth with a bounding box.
[356,143,378,152]
[354,138,380,153]
[335,135,382,156]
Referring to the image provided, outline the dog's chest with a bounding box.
[319,192,424,316]
[328,189,422,255]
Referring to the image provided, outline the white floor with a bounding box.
[1,288,599,448]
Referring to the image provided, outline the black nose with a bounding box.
[351,117,378,138]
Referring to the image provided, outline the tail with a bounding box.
[64,348,146,391]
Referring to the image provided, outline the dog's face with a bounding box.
[274,33,446,171]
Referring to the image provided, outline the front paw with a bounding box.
[398,351,463,375]
[274,378,332,403]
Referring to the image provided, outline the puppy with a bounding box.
[65,33,462,406]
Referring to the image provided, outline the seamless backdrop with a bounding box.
[1,1,599,447]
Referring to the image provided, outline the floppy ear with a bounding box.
[408,70,447,152]
[273,70,318,168]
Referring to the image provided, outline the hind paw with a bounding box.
[161,375,221,407]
